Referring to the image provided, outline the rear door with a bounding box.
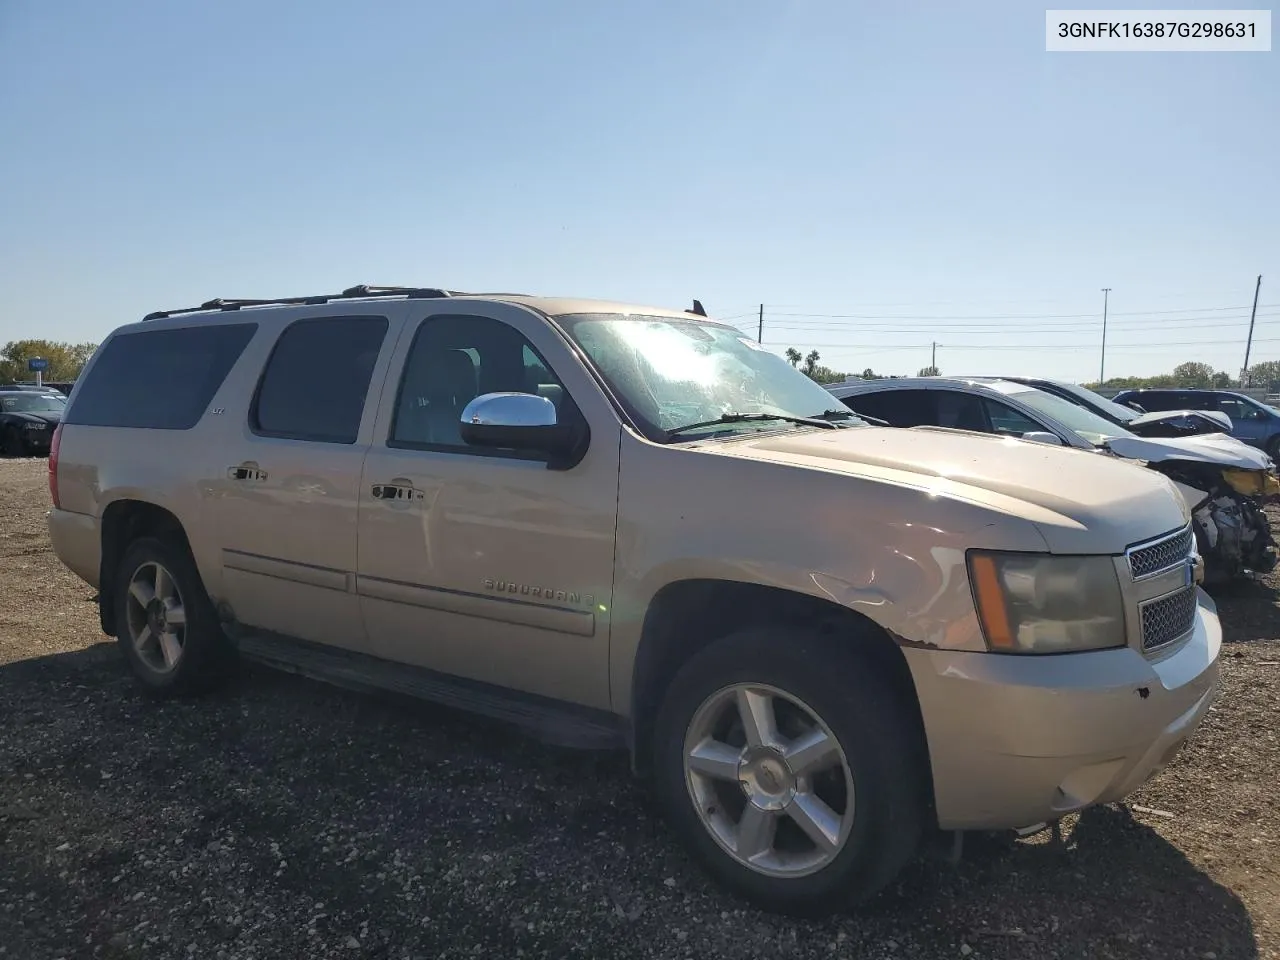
[1131,390,1187,412]
[202,312,401,652]
[356,302,621,709]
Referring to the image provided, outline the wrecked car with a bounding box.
[828,377,1279,582]
[972,376,1233,438]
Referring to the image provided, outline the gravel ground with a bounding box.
[1,457,1278,960]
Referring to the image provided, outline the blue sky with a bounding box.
[1,0,1277,382]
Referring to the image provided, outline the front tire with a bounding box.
[113,536,234,697]
[652,625,925,916]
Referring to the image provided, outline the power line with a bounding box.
[747,313,1274,335]
[760,302,1278,321]
[760,337,1280,352]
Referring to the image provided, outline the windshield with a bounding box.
[557,313,863,440]
[998,385,1134,446]
[1051,381,1138,423]
[1,393,66,413]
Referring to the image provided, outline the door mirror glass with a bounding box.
[1021,430,1065,446]
[460,392,572,453]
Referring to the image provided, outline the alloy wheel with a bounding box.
[683,683,856,878]
[124,561,188,674]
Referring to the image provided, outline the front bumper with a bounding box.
[904,590,1221,831]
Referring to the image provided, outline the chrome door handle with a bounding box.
[371,480,423,501]
[228,462,267,481]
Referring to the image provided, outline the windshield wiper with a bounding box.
[810,408,887,427]
[665,412,837,440]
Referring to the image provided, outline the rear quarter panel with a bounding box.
[53,318,286,601]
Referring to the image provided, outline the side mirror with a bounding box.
[1021,431,1065,446]
[459,392,584,467]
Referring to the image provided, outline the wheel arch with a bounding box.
[99,499,197,636]
[628,578,932,803]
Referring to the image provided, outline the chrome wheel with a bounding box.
[683,683,855,878]
[124,561,187,674]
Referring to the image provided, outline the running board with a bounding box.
[235,630,627,751]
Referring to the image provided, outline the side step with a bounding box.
[235,630,627,751]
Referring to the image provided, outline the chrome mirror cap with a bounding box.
[461,392,558,428]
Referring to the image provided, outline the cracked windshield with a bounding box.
[563,314,859,436]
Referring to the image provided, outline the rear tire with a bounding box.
[1266,435,1280,461]
[652,625,925,916]
[113,536,234,697]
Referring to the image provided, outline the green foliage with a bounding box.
[917,365,941,377]
[1094,360,1243,391]
[784,347,802,367]
[1171,361,1215,388]
[1245,360,1280,390]
[805,365,846,385]
[0,340,98,384]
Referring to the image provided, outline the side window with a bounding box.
[982,399,1044,437]
[64,323,257,430]
[251,316,388,444]
[1215,396,1264,421]
[841,389,932,427]
[934,392,988,432]
[1138,391,1180,412]
[389,314,572,455]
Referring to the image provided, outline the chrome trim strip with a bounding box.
[221,548,350,593]
[356,575,596,637]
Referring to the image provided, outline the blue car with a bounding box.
[1112,388,1280,458]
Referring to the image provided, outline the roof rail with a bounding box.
[141,284,459,322]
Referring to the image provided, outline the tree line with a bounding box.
[0,339,99,384]
[783,347,940,383]
[781,347,1280,393]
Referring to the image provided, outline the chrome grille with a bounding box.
[1127,526,1194,580]
[1140,586,1198,651]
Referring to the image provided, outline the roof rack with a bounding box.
[141,284,461,322]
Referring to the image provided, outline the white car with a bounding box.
[828,377,1279,582]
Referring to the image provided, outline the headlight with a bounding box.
[968,552,1126,654]
[23,422,47,431]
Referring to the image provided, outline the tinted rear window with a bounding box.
[250,316,388,443]
[65,323,257,429]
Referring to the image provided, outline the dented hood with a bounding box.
[715,425,1189,554]
[1106,431,1272,470]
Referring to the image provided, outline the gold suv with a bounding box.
[47,286,1220,916]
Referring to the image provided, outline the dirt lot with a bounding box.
[1,458,1278,960]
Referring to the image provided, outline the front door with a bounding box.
[356,304,621,709]
[204,313,399,652]
[1212,394,1274,446]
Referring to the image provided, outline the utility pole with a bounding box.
[1242,275,1263,384]
[931,341,937,369]
[757,304,764,343]
[1099,288,1111,385]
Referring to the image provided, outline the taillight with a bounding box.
[48,423,62,509]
